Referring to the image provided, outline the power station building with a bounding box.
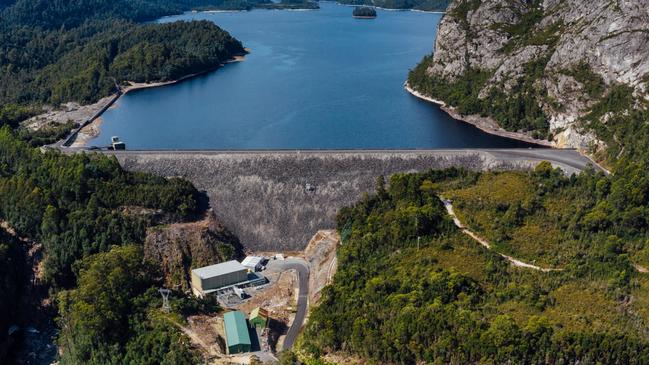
[191,260,248,297]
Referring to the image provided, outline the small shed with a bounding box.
[250,307,269,329]
[223,311,252,354]
[241,256,263,271]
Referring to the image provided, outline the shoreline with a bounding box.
[63,51,248,148]
[120,51,248,95]
[404,82,555,148]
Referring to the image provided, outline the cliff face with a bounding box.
[413,0,649,150]
[144,212,242,290]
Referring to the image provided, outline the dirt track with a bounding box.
[114,149,597,251]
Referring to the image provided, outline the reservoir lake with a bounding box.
[91,2,534,149]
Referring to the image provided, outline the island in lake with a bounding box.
[352,6,377,18]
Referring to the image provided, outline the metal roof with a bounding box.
[192,260,247,279]
[224,311,251,347]
[241,256,262,268]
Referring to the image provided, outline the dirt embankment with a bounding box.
[144,211,243,290]
[305,230,339,305]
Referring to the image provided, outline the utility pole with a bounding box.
[159,288,171,313]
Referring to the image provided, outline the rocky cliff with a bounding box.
[408,0,649,154]
[144,212,242,290]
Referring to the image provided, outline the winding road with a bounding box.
[267,258,309,350]
[439,196,562,272]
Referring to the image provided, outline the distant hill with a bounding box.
[339,0,451,11]
[1,0,254,28]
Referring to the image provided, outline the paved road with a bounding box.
[81,147,604,174]
[267,258,309,350]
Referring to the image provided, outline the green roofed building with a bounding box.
[250,307,268,329]
[223,311,251,354]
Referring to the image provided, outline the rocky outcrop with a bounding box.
[416,0,649,150]
[144,212,242,290]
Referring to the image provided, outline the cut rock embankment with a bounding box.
[114,149,595,251]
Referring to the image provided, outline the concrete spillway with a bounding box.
[113,149,596,251]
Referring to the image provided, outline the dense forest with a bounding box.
[0,127,238,363]
[297,161,649,364]
[352,6,376,17]
[0,0,247,135]
[339,0,450,11]
[0,19,244,107]
[0,228,25,360]
[57,245,221,365]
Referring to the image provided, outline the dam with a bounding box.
[114,149,597,251]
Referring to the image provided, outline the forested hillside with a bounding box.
[0,127,239,362]
[297,164,649,364]
[57,245,220,365]
[0,228,25,360]
[0,0,245,130]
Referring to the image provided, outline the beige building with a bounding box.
[191,260,248,297]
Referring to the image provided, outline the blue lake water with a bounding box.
[92,2,533,149]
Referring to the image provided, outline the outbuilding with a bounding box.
[191,260,248,297]
[249,307,269,329]
[223,311,252,354]
[241,256,264,271]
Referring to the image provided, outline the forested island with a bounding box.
[352,6,376,18]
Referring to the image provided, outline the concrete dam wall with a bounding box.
[115,149,595,251]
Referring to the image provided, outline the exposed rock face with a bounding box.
[422,0,649,149]
[144,212,242,290]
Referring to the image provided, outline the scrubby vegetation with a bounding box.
[17,121,77,147]
[408,56,550,138]
[298,164,649,364]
